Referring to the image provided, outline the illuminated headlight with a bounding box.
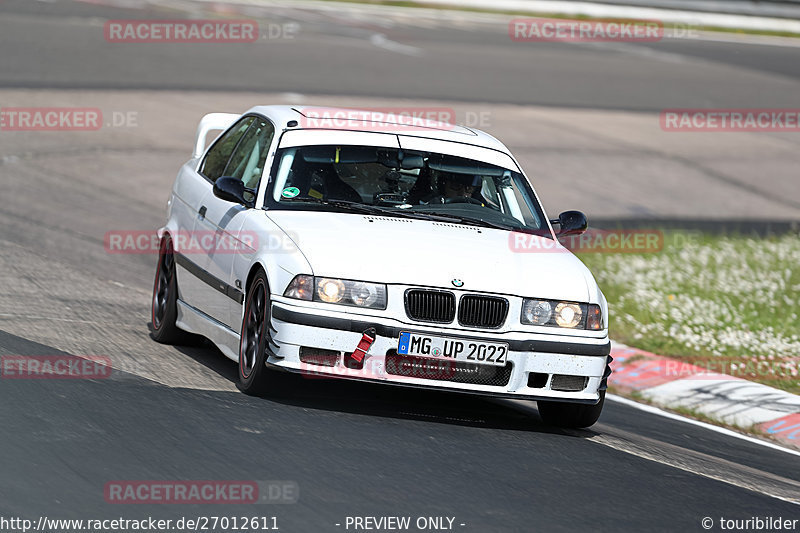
[554,302,582,328]
[283,275,387,309]
[521,299,552,326]
[316,278,346,303]
[520,299,602,330]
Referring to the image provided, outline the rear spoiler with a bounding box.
[193,113,240,159]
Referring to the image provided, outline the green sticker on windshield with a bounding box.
[282,187,300,198]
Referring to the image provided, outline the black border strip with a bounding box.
[174,252,244,304]
[271,306,610,356]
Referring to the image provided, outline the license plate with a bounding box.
[397,332,508,366]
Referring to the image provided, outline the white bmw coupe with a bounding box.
[151,106,611,428]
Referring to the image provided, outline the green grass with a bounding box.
[578,231,800,393]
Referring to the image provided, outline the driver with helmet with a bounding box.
[421,172,483,204]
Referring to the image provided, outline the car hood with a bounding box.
[266,211,596,302]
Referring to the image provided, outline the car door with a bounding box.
[194,116,275,328]
[176,116,254,323]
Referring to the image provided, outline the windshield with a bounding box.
[266,145,549,233]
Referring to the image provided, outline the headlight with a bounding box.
[284,275,387,309]
[521,298,602,330]
[521,299,552,326]
[316,278,346,303]
[554,302,582,328]
[350,282,380,307]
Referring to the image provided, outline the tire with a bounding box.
[237,270,286,396]
[537,390,605,429]
[151,236,191,344]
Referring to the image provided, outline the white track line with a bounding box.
[607,393,800,458]
[507,396,800,505]
[369,33,424,56]
[586,426,800,506]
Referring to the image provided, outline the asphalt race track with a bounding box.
[0,0,799,531]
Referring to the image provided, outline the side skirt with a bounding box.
[176,299,240,362]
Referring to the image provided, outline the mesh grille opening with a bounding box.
[385,350,512,387]
[404,290,456,323]
[551,374,588,392]
[457,295,509,328]
[299,347,340,367]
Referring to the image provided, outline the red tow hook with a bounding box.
[349,327,376,363]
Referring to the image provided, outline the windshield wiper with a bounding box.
[286,198,519,229]
[285,198,465,222]
[284,197,388,214]
[422,212,519,231]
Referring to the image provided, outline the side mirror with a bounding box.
[551,210,588,236]
[213,176,253,206]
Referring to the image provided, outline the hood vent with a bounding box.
[363,216,413,224]
[432,222,482,232]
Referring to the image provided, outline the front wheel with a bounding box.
[237,270,286,396]
[537,390,605,429]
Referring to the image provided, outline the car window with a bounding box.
[199,116,255,182]
[222,118,275,202]
[268,145,547,232]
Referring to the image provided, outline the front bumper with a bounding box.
[267,300,612,404]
